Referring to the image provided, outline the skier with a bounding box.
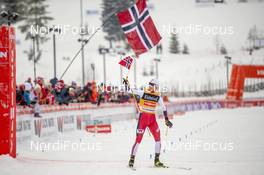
[123,78,173,168]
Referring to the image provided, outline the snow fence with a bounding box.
[16,100,264,143]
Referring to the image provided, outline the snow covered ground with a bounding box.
[1,107,264,175]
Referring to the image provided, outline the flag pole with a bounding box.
[59,6,132,80]
[60,27,101,80]
[124,60,152,137]
[126,78,152,137]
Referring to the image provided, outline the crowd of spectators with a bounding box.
[16,77,132,114]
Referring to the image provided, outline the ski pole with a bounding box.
[165,126,169,137]
[60,4,134,80]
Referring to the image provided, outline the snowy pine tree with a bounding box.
[18,0,53,62]
[150,64,154,76]
[238,0,247,2]
[182,43,190,55]
[0,0,27,25]
[220,45,228,55]
[213,35,221,55]
[101,0,135,48]
[247,25,258,50]
[169,33,180,54]
[143,66,148,76]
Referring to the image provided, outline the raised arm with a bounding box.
[122,77,144,97]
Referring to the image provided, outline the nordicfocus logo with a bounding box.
[0,51,7,59]
[257,70,264,76]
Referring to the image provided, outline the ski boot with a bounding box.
[154,153,167,168]
[128,155,135,168]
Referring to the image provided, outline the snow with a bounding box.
[1,107,264,175]
[3,0,264,174]
[4,0,264,174]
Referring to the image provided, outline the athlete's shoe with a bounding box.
[155,158,165,167]
[128,155,135,168]
[154,153,165,167]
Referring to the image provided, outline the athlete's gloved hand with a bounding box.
[165,119,173,128]
[123,77,130,91]
[163,111,173,128]
[122,77,129,86]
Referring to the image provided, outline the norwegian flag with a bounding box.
[119,56,134,70]
[117,0,162,56]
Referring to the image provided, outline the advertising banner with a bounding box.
[0,26,16,158]
[34,118,57,137]
[16,116,34,143]
[86,124,112,133]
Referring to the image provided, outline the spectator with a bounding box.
[91,81,98,104]
[16,78,132,108]
[16,85,25,105]
[54,80,65,105]
[46,83,55,105]
[80,82,93,102]
[50,77,58,88]
[97,83,105,106]
[35,77,48,105]
[24,79,33,106]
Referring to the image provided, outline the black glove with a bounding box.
[122,77,129,86]
[122,77,130,91]
[163,111,173,128]
[165,119,173,128]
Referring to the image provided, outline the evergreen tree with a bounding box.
[247,25,258,50]
[220,45,228,55]
[0,0,27,25]
[150,64,154,76]
[101,0,135,48]
[169,33,180,54]
[238,0,247,2]
[214,35,221,55]
[143,66,148,77]
[182,43,190,54]
[18,0,53,62]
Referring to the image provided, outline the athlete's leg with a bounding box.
[148,117,165,167]
[129,113,148,167]
[148,117,161,154]
[131,113,147,156]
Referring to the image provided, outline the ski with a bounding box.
[154,165,169,168]
[177,167,192,171]
[127,166,136,171]
[151,165,192,170]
